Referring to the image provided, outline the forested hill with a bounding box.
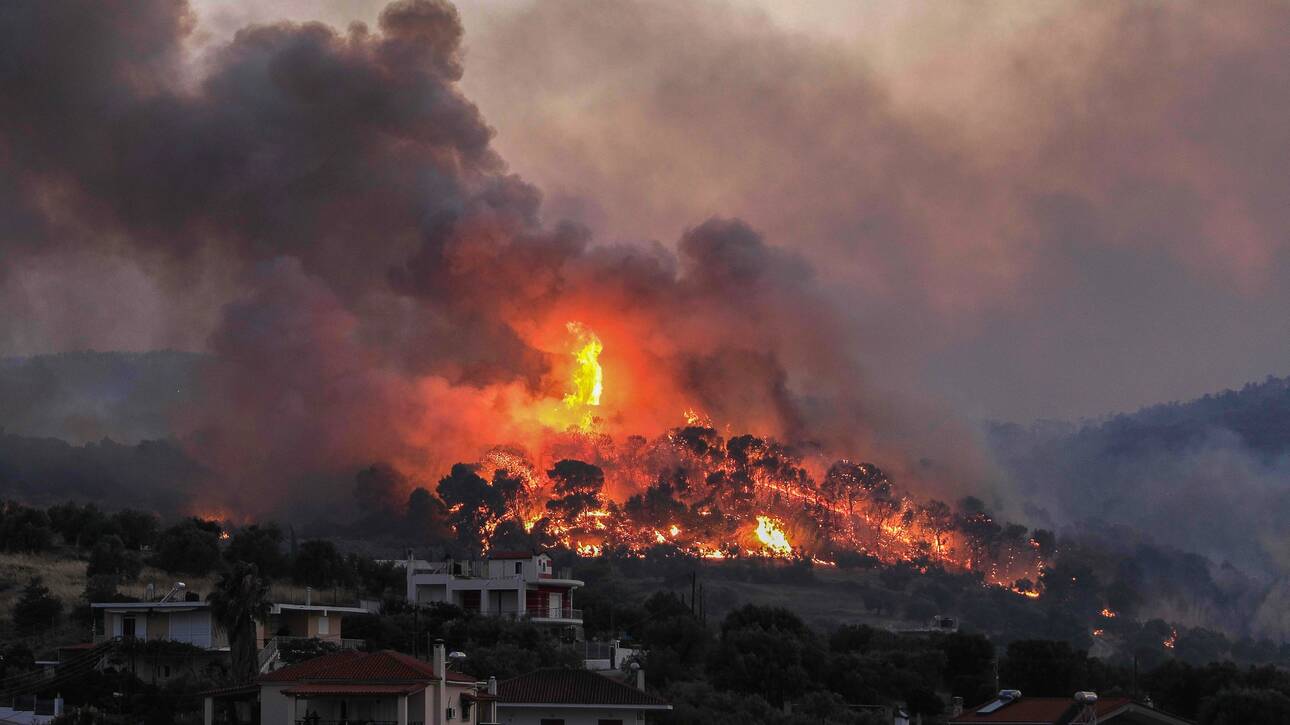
[0,432,205,515]
[0,350,204,443]
[987,375,1290,580]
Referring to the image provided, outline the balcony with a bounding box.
[462,606,582,623]
[295,721,422,725]
[411,561,490,578]
[539,566,575,580]
[91,632,229,650]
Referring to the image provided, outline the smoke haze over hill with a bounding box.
[4,0,1290,639]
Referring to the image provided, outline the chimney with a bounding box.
[634,665,645,691]
[487,675,499,725]
[433,639,446,679]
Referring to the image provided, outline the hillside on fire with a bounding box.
[6,0,1290,723]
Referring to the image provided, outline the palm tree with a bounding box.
[208,562,271,683]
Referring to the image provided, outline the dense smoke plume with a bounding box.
[1,0,969,517]
[5,0,1290,630]
[460,0,1290,422]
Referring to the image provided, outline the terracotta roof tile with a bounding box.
[283,684,425,697]
[950,697,1132,724]
[498,669,669,708]
[261,651,365,682]
[261,650,475,685]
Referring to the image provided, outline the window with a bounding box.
[316,616,329,636]
[515,562,523,575]
[539,720,565,725]
[597,720,623,725]
[169,611,212,648]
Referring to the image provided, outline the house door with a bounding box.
[549,591,563,618]
[122,615,137,639]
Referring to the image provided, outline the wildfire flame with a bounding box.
[562,321,603,431]
[754,515,793,556]
[457,319,1049,596]
[1100,607,1117,618]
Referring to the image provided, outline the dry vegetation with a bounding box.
[0,550,86,614]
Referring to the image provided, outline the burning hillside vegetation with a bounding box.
[434,322,1050,595]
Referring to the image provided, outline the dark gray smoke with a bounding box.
[2,0,960,516]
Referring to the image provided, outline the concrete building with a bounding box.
[90,585,369,682]
[495,668,671,725]
[252,642,498,725]
[403,553,584,633]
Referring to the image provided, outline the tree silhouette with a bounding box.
[208,562,271,684]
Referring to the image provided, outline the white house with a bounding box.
[496,668,671,725]
[90,586,369,682]
[403,552,584,632]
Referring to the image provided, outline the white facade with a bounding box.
[95,603,228,650]
[403,554,584,627]
[92,598,369,683]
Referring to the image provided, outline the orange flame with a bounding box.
[754,515,793,556]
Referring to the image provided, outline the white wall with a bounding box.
[259,685,293,725]
[417,584,449,603]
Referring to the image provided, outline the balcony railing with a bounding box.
[268,584,364,608]
[410,561,490,578]
[295,721,421,725]
[462,606,582,622]
[410,561,580,582]
[270,635,365,650]
[91,632,229,650]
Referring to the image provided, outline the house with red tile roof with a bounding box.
[495,668,671,725]
[253,641,498,725]
[949,691,1192,725]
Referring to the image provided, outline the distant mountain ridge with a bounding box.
[1073,375,1290,458]
[0,431,205,514]
[987,374,1290,580]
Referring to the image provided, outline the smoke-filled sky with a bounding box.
[187,0,1290,424]
[6,0,1289,426]
[3,0,1289,516]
